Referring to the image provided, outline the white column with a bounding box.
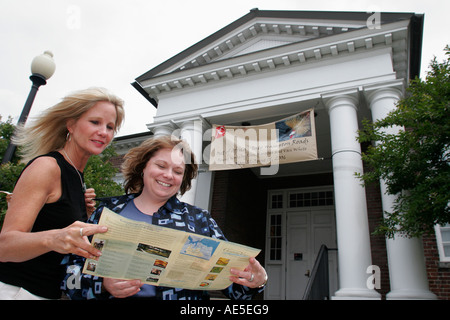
[178,118,204,205]
[365,86,437,299]
[323,90,380,299]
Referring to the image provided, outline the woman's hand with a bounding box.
[84,188,96,218]
[48,221,107,260]
[229,257,268,289]
[103,278,143,298]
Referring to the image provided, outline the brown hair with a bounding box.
[121,136,198,195]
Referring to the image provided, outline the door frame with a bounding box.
[264,186,338,300]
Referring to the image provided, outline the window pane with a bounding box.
[270,238,277,248]
[268,214,282,261]
[270,226,276,237]
[270,249,276,260]
[441,229,450,242]
[288,190,334,207]
[435,224,450,261]
[275,250,281,260]
[444,244,450,257]
[271,194,283,209]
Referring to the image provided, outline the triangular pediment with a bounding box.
[133,10,422,107]
[218,36,300,60]
[167,19,363,73]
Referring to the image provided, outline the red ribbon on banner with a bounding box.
[215,125,226,139]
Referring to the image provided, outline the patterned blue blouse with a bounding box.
[61,193,264,300]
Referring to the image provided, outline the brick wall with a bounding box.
[423,232,450,299]
[365,180,391,299]
[209,171,229,235]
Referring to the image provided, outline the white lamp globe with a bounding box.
[31,50,56,80]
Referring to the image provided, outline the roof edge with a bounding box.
[135,9,419,83]
[131,81,158,107]
[135,10,258,83]
[408,13,424,79]
[133,9,424,104]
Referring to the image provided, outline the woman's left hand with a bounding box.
[229,257,268,289]
[84,188,96,218]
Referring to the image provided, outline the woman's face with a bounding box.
[68,101,117,156]
[142,147,186,202]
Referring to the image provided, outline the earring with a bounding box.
[66,132,71,142]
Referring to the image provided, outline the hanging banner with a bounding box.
[209,108,317,174]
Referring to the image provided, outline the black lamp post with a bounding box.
[2,51,56,164]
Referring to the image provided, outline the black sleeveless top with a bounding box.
[0,151,87,299]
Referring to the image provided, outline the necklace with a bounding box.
[62,149,87,193]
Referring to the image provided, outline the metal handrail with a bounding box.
[303,245,330,300]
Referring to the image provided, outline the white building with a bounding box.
[115,9,449,299]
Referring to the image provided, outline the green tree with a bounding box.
[358,46,450,238]
[0,116,20,164]
[0,162,26,226]
[0,116,25,227]
[84,143,124,198]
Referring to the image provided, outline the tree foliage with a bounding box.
[358,46,450,238]
[0,116,20,164]
[84,144,124,198]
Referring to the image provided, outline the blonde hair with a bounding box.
[13,87,125,162]
[121,136,198,196]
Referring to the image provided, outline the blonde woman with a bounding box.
[0,87,125,299]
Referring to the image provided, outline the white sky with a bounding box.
[0,0,448,137]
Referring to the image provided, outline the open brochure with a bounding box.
[82,207,261,291]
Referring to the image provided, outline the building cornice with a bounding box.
[132,10,423,108]
[136,23,410,104]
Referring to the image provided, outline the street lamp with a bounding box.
[2,51,56,164]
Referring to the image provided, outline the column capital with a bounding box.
[146,121,177,137]
[362,79,404,95]
[172,115,211,131]
[363,80,404,110]
[321,88,359,113]
[147,116,211,138]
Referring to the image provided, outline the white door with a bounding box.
[265,188,338,300]
[285,211,310,300]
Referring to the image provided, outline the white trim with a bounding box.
[435,224,450,262]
